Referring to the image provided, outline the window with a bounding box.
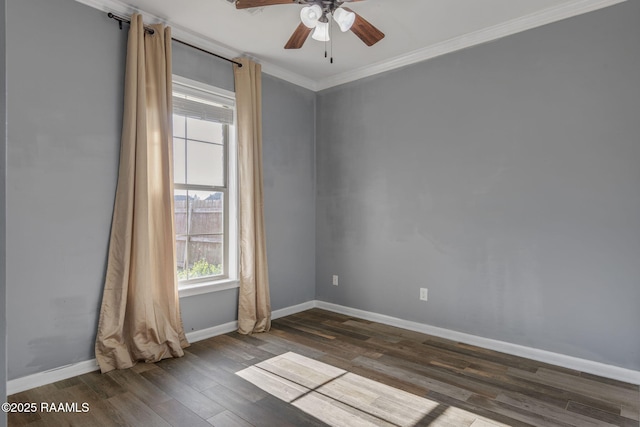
[172,76,237,294]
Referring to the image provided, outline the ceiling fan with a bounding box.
[235,0,385,50]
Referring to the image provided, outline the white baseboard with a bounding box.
[7,359,100,396]
[182,301,317,342]
[185,321,238,343]
[8,298,638,395]
[271,301,317,320]
[315,301,640,385]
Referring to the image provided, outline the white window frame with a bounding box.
[173,75,239,298]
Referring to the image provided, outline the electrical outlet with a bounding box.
[420,288,428,301]
[332,275,339,286]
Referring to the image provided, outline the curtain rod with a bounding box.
[107,13,243,68]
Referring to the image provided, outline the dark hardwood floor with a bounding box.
[8,309,640,426]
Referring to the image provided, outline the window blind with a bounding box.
[173,80,235,125]
[173,95,234,125]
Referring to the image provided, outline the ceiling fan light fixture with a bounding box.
[300,5,322,28]
[311,20,330,41]
[333,8,355,32]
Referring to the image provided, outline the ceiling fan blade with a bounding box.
[235,0,295,9]
[285,23,312,49]
[342,7,385,46]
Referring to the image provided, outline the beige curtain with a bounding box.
[233,58,272,334]
[95,14,188,373]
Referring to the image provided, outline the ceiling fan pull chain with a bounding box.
[330,17,334,64]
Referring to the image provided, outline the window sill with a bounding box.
[178,278,239,298]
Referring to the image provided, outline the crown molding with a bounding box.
[315,0,626,91]
[76,0,624,92]
[259,62,318,91]
[74,0,318,91]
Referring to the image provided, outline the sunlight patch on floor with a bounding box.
[236,352,508,427]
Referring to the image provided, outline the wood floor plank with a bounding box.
[7,308,638,427]
[301,308,355,323]
[23,384,87,427]
[621,405,640,421]
[292,389,396,427]
[186,342,252,372]
[53,376,83,390]
[256,395,329,427]
[252,341,291,357]
[227,332,275,349]
[269,323,364,361]
[107,368,173,408]
[201,384,258,410]
[318,353,432,397]
[183,344,231,368]
[352,355,475,401]
[206,410,254,427]
[566,401,639,427]
[78,371,127,400]
[129,362,159,374]
[342,319,433,343]
[235,365,310,403]
[64,382,129,427]
[311,320,372,342]
[249,330,327,359]
[292,315,385,344]
[155,354,220,392]
[495,393,618,427]
[534,368,640,408]
[579,372,640,391]
[324,372,447,426]
[276,317,338,340]
[213,334,278,362]
[508,367,636,411]
[375,353,501,399]
[254,358,339,390]
[107,392,173,427]
[7,391,41,426]
[469,419,508,427]
[426,390,535,427]
[416,405,479,427]
[151,398,212,427]
[466,394,572,427]
[186,352,269,403]
[200,336,257,363]
[201,384,299,427]
[140,366,225,419]
[365,336,476,370]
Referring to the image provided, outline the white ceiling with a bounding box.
[78,0,624,90]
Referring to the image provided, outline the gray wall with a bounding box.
[262,75,316,310]
[6,0,316,380]
[316,1,640,371]
[0,0,6,423]
[6,0,126,380]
